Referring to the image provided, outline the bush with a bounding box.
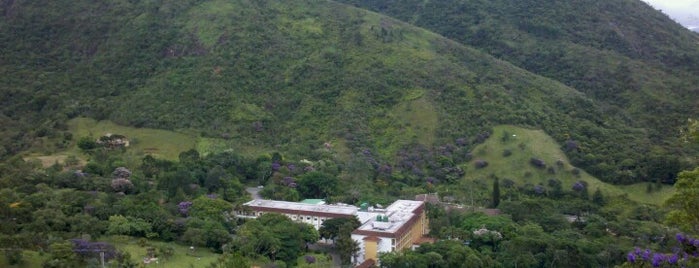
[305,255,316,264]
[530,158,546,169]
[474,159,489,169]
[502,149,512,157]
[77,136,98,150]
[571,168,581,177]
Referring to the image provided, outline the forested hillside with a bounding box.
[1,0,696,186]
[1,0,699,267]
[339,0,699,183]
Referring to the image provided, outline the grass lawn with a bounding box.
[22,117,197,169]
[68,117,197,161]
[461,125,673,205]
[107,236,220,268]
[294,252,335,267]
[0,237,220,268]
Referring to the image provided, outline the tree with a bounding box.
[491,176,500,208]
[319,217,361,242]
[592,188,605,206]
[297,171,338,199]
[77,137,98,151]
[190,196,232,223]
[335,222,359,265]
[43,240,79,268]
[106,215,152,237]
[665,168,699,234]
[233,213,318,264]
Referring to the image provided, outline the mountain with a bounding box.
[338,0,699,182]
[0,0,696,185]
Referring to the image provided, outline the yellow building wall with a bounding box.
[365,240,378,261]
[394,209,430,251]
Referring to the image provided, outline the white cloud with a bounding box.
[642,0,699,29]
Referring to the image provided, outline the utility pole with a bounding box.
[100,251,105,268]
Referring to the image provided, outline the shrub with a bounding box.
[77,137,98,150]
[564,140,579,151]
[305,255,316,264]
[530,158,546,169]
[555,159,565,167]
[112,167,132,178]
[474,159,489,169]
[571,168,581,177]
[533,185,545,195]
[502,149,512,157]
[110,178,134,193]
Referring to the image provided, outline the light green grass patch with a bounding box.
[616,183,674,205]
[279,17,324,37]
[185,0,237,47]
[68,117,196,161]
[295,252,335,267]
[109,236,220,268]
[463,125,673,205]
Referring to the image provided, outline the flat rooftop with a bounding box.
[244,199,357,216]
[354,200,424,235]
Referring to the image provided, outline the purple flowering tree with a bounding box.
[271,162,281,171]
[625,233,699,267]
[70,239,117,261]
[111,178,134,193]
[178,201,193,217]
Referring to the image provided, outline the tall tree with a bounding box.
[335,222,359,265]
[665,168,699,234]
[491,176,500,208]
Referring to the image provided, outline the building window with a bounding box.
[307,216,311,220]
[292,215,297,220]
[314,217,318,221]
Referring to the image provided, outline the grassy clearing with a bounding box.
[0,237,221,268]
[68,117,197,161]
[462,125,673,205]
[294,252,335,267]
[108,236,220,268]
[616,183,674,205]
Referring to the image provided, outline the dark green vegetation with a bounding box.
[1,0,698,267]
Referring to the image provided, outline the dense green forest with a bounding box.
[1,0,698,267]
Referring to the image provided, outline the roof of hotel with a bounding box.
[300,199,326,205]
[244,199,357,216]
[353,200,424,236]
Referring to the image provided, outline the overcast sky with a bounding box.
[642,0,699,31]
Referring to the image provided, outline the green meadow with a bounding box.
[459,125,673,205]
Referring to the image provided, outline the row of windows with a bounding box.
[289,215,325,222]
[250,212,324,221]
